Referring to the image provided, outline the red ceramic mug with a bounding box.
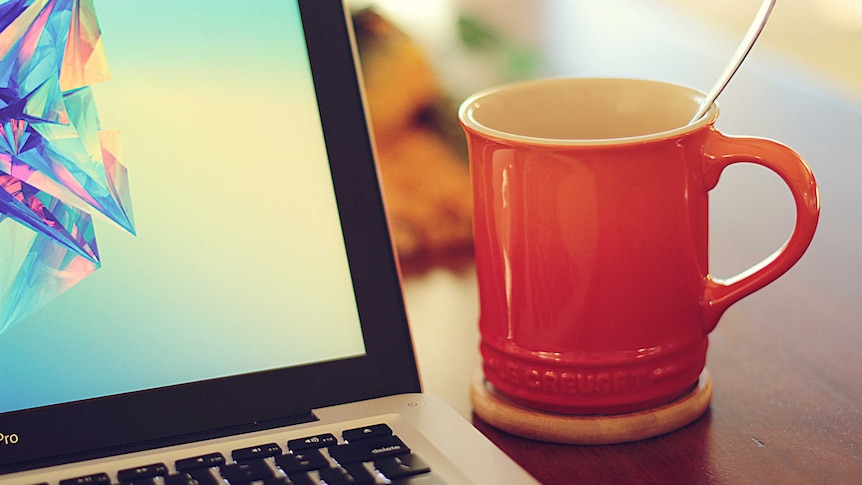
[459,78,820,415]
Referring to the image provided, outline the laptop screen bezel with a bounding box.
[0,0,420,474]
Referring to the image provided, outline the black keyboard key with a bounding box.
[344,463,377,484]
[284,473,317,485]
[261,478,291,485]
[121,479,161,485]
[342,424,392,442]
[317,464,375,485]
[274,449,329,473]
[183,468,224,485]
[60,473,111,485]
[328,435,410,464]
[164,473,198,485]
[176,452,226,471]
[231,443,282,462]
[375,453,431,479]
[220,459,274,483]
[287,433,338,451]
[117,463,168,482]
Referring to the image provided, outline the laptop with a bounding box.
[0,0,536,483]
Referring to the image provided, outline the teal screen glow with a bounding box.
[0,0,367,412]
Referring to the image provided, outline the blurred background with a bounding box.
[664,0,862,98]
[347,0,861,272]
[354,0,862,100]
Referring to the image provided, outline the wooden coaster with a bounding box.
[471,369,712,445]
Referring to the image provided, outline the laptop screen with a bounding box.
[1,0,366,414]
[1,0,419,472]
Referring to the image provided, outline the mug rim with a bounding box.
[458,77,720,147]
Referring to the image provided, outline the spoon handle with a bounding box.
[690,0,777,123]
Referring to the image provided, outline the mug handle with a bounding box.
[700,131,820,334]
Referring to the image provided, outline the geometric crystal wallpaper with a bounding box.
[1,0,370,413]
[0,0,134,334]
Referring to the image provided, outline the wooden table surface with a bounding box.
[400,1,862,483]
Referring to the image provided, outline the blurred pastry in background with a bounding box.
[352,8,473,272]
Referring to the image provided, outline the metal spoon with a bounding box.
[690,0,777,123]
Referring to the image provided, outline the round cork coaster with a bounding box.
[470,369,712,445]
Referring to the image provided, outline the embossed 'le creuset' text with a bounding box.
[486,355,651,395]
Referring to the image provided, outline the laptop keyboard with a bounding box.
[50,424,440,485]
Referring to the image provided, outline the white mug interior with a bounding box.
[459,78,716,146]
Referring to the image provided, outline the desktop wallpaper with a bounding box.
[0,0,366,412]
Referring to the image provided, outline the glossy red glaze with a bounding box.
[460,79,819,415]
